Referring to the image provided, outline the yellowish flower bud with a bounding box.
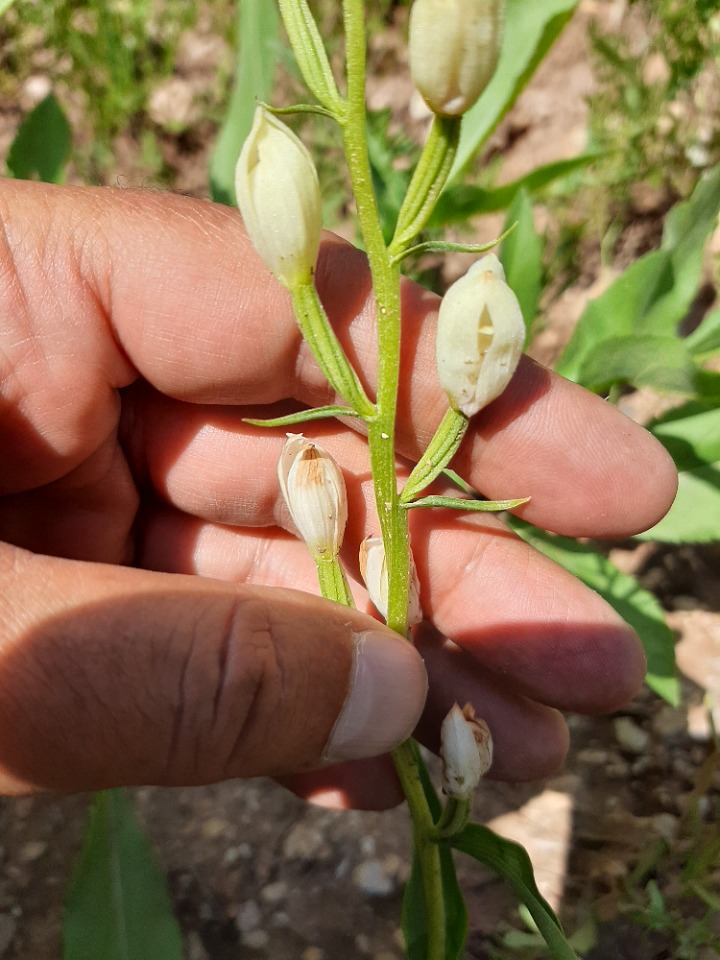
[409,0,503,117]
[440,702,493,799]
[359,538,423,627]
[278,435,347,560]
[436,253,524,418]
[235,107,322,288]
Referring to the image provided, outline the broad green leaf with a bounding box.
[448,0,580,182]
[451,824,579,960]
[64,791,183,960]
[636,401,720,543]
[7,93,71,184]
[685,307,720,361]
[577,334,700,395]
[501,189,542,342]
[432,153,600,224]
[509,520,679,705]
[557,164,720,383]
[210,0,280,206]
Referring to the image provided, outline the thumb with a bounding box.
[0,546,427,794]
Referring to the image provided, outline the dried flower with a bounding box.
[278,435,347,560]
[440,702,493,799]
[359,537,423,626]
[435,253,525,418]
[409,0,504,117]
[235,106,322,288]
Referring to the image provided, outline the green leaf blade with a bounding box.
[501,188,543,344]
[448,0,581,182]
[7,93,71,184]
[452,824,579,960]
[64,791,183,960]
[557,163,720,384]
[209,0,280,206]
[510,520,679,705]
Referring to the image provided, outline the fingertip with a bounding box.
[322,630,428,764]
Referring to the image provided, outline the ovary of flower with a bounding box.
[235,106,322,289]
[435,253,525,418]
[440,702,493,800]
[409,0,504,117]
[359,537,423,627]
[277,435,348,561]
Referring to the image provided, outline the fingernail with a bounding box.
[323,630,428,764]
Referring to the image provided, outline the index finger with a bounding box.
[1,181,676,537]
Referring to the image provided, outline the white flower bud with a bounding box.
[440,702,493,800]
[435,253,524,418]
[359,538,423,627]
[409,0,503,117]
[235,106,322,288]
[278,435,347,560]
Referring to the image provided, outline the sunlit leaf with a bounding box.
[64,791,183,960]
[210,0,281,206]
[577,334,700,394]
[501,189,543,343]
[685,307,720,361]
[448,0,581,181]
[636,401,720,543]
[452,824,579,960]
[557,163,720,384]
[509,519,679,705]
[432,153,600,224]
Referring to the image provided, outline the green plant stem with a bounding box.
[342,3,445,957]
[430,797,472,840]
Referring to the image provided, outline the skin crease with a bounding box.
[0,180,677,809]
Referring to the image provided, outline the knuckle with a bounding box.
[165,591,284,784]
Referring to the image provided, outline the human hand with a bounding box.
[0,180,676,807]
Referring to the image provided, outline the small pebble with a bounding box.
[353,860,395,897]
[242,929,269,950]
[614,717,649,754]
[236,899,261,932]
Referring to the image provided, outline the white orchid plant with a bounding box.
[234,2,578,959]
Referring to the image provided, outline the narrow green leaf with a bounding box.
[685,307,720,360]
[433,153,600,224]
[501,189,542,343]
[577,334,700,395]
[243,405,362,428]
[209,0,280,206]
[403,495,529,511]
[510,519,679,705]
[277,0,342,112]
[7,93,71,184]
[557,164,720,382]
[64,791,182,960]
[635,401,720,543]
[448,0,580,182]
[451,824,579,960]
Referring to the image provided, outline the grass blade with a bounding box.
[63,791,182,960]
[209,0,281,206]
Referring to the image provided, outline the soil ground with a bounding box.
[1,3,719,959]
